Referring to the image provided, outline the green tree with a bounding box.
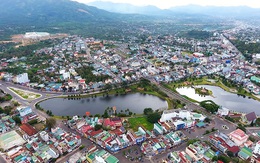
[143,108,153,115]
[147,112,161,123]
[12,116,21,125]
[46,118,56,131]
[94,124,103,131]
[102,110,109,118]
[226,151,234,157]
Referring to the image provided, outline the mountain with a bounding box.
[0,0,119,26]
[87,1,173,16]
[170,5,260,19]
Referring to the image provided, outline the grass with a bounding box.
[181,95,199,103]
[9,87,41,100]
[33,123,45,131]
[128,116,153,131]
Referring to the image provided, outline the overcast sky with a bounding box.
[74,0,260,9]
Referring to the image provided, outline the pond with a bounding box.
[39,93,168,116]
[176,85,260,115]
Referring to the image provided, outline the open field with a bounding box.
[128,116,153,131]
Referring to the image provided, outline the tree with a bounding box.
[94,124,103,131]
[102,110,109,118]
[204,117,211,123]
[147,112,161,123]
[226,151,234,157]
[12,116,21,125]
[143,108,153,115]
[46,118,56,131]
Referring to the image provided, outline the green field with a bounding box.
[9,87,41,100]
[128,116,153,131]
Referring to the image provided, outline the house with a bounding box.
[242,112,257,125]
[229,129,249,146]
[20,123,38,140]
[132,127,146,144]
[154,123,166,135]
[103,118,122,130]
[168,151,181,162]
[238,147,253,160]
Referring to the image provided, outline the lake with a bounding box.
[39,93,168,116]
[176,85,260,115]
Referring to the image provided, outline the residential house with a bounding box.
[242,112,257,125]
[154,123,166,135]
[19,123,38,140]
[209,133,240,156]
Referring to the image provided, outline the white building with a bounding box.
[40,131,49,142]
[254,141,260,154]
[160,110,206,122]
[63,72,70,80]
[217,107,230,116]
[14,73,30,84]
[17,106,32,117]
[24,32,50,39]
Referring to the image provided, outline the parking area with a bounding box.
[182,116,237,141]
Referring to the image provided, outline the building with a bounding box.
[238,147,253,160]
[13,73,30,84]
[17,106,32,117]
[20,123,38,140]
[160,110,206,122]
[217,107,230,116]
[229,129,249,146]
[209,133,240,156]
[251,76,260,83]
[0,130,26,151]
[24,32,50,39]
[242,112,257,125]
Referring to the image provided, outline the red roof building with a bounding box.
[20,123,38,137]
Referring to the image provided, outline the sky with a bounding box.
[74,0,260,9]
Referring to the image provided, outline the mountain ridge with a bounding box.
[87,1,260,18]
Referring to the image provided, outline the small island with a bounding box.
[195,87,213,96]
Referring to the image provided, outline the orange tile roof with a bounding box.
[20,123,38,136]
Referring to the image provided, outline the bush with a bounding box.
[28,119,38,125]
[79,145,85,150]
